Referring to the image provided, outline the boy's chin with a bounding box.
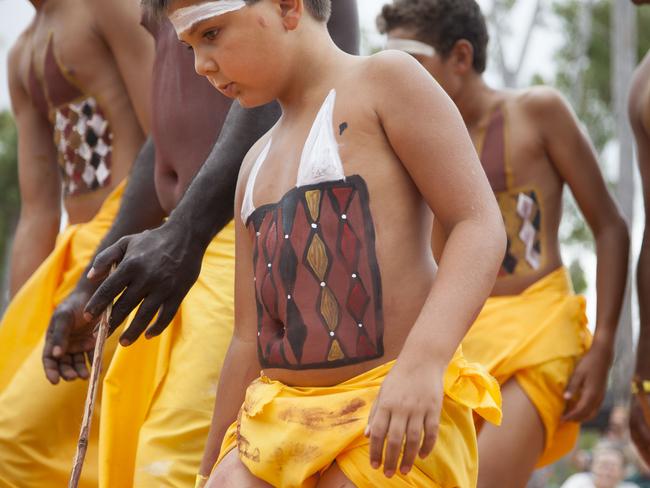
[236,93,275,109]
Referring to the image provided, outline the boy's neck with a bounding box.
[276,26,345,114]
[454,76,499,129]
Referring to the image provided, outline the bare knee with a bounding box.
[206,450,272,488]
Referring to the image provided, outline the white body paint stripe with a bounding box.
[170,0,246,35]
[385,38,436,57]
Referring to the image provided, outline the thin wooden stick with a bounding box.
[69,265,116,488]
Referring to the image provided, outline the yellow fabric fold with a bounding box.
[99,221,235,488]
[462,266,591,467]
[216,349,501,488]
[0,180,126,488]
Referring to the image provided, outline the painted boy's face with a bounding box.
[386,28,459,99]
[631,0,650,5]
[170,0,291,108]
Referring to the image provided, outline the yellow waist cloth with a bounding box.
[0,180,125,488]
[462,266,591,467]
[217,350,501,488]
[99,221,235,488]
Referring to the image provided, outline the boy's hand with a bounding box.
[365,360,444,478]
[562,342,613,422]
[630,392,650,465]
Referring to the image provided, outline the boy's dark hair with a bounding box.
[143,0,331,22]
[377,0,489,73]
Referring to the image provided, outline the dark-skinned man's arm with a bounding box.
[43,138,164,383]
[43,0,360,381]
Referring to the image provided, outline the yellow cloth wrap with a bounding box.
[0,181,126,488]
[216,350,501,488]
[98,221,235,488]
[462,266,591,467]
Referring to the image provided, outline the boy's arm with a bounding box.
[366,51,506,478]
[8,42,61,297]
[80,4,360,343]
[42,138,165,383]
[629,53,650,464]
[89,0,154,133]
[198,144,268,478]
[524,88,629,422]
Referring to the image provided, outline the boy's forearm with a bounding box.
[591,217,630,349]
[401,219,505,366]
[76,138,165,294]
[199,338,260,475]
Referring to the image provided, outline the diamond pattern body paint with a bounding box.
[248,176,384,370]
[28,34,113,196]
[479,106,544,276]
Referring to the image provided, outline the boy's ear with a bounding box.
[276,0,304,31]
[450,40,475,76]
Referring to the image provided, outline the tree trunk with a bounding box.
[611,0,637,405]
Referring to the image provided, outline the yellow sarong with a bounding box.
[462,267,591,467]
[0,181,125,488]
[98,221,235,488]
[217,350,501,488]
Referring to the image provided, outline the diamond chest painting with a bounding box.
[248,176,384,370]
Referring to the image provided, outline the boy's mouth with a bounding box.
[217,82,238,98]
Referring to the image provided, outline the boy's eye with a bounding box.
[203,29,219,41]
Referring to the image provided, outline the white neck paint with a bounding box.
[385,38,436,57]
[170,0,246,35]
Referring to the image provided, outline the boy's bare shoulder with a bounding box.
[513,85,571,119]
[360,50,431,90]
[7,30,33,100]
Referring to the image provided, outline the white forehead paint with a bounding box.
[385,38,436,57]
[170,0,246,35]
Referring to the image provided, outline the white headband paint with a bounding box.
[385,38,436,57]
[170,0,246,35]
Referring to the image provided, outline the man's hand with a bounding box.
[630,392,650,465]
[562,341,613,422]
[83,220,205,346]
[365,359,444,478]
[43,287,96,384]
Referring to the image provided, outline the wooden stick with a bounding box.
[69,265,115,488]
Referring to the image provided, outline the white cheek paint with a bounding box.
[170,0,246,36]
[385,38,436,58]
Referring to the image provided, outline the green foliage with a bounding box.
[549,0,650,152]
[0,111,20,283]
[569,258,588,294]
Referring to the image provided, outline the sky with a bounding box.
[0,0,558,110]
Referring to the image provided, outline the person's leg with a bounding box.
[317,463,356,488]
[477,379,545,488]
[206,450,273,488]
[132,232,235,486]
[0,334,117,488]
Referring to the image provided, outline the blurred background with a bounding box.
[1,0,649,486]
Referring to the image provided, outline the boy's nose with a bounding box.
[194,51,219,77]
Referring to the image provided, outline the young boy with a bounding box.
[378,0,629,485]
[149,0,506,486]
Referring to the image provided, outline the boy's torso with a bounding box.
[469,88,567,296]
[243,57,438,387]
[13,0,144,223]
